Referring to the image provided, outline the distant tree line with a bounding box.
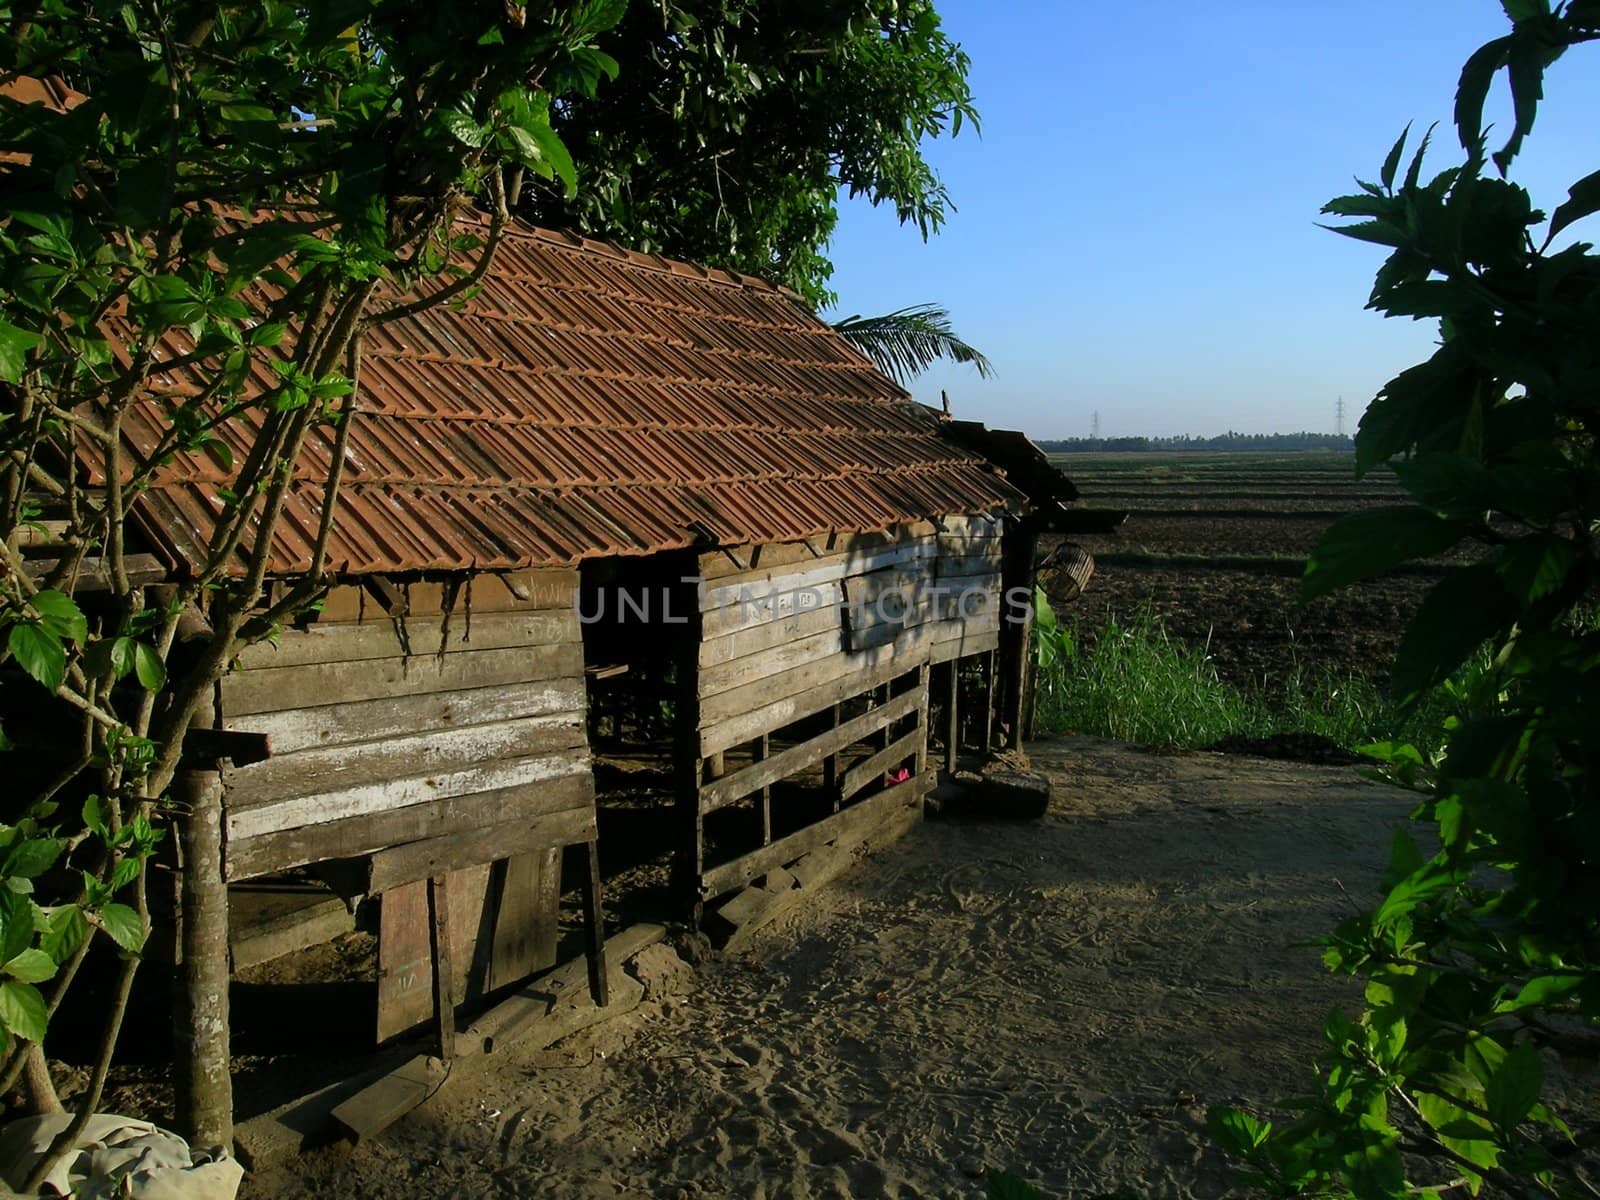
[1039,432,1354,453]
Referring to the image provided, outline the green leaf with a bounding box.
[1497,536,1575,605]
[2,838,62,881]
[1323,219,1408,248]
[1302,507,1464,601]
[6,624,65,692]
[0,891,34,966]
[0,320,43,383]
[1493,37,1547,173]
[1207,1106,1272,1156]
[1392,566,1515,704]
[1380,123,1411,192]
[82,795,109,839]
[97,902,145,955]
[1500,973,1582,1012]
[1417,1090,1499,1176]
[1485,1042,1542,1134]
[1549,167,1600,239]
[132,642,166,691]
[439,110,487,148]
[0,981,47,1043]
[1455,37,1512,153]
[3,949,56,985]
[39,906,87,964]
[29,590,87,643]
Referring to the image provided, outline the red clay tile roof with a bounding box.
[119,221,1029,576]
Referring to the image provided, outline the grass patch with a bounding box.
[1032,605,1468,756]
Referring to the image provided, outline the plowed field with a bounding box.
[1044,452,1431,691]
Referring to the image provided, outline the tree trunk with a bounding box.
[173,765,232,1151]
[21,1045,61,1114]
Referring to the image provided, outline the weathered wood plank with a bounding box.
[221,641,584,716]
[330,1054,448,1144]
[226,746,591,841]
[936,549,1004,579]
[700,538,935,613]
[366,808,594,894]
[226,679,587,756]
[930,626,1000,664]
[224,713,586,809]
[235,608,579,671]
[699,653,929,758]
[699,623,932,727]
[699,687,922,814]
[839,728,922,803]
[488,847,561,993]
[317,570,576,624]
[697,600,841,668]
[699,771,931,899]
[936,513,1004,539]
[225,772,595,879]
[23,553,167,590]
[465,924,664,1055]
[697,522,938,583]
[698,626,844,698]
[700,579,843,639]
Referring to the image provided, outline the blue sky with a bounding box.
[821,2,1600,440]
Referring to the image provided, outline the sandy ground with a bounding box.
[247,735,1416,1200]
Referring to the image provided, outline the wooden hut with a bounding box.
[53,220,1080,1046]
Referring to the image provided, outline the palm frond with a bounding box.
[831,303,994,386]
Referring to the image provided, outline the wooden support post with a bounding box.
[915,663,931,778]
[706,751,725,781]
[998,521,1039,749]
[174,765,232,1151]
[580,841,610,1007]
[427,874,455,1061]
[878,683,893,751]
[824,702,842,812]
[984,649,997,753]
[756,734,771,846]
[945,659,960,774]
[672,579,705,921]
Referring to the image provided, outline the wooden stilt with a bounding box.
[945,659,960,773]
[427,873,455,1061]
[915,663,931,778]
[824,702,842,812]
[580,841,610,1007]
[984,649,997,753]
[174,765,232,1150]
[878,683,893,751]
[756,734,771,846]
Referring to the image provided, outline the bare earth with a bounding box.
[249,736,1415,1200]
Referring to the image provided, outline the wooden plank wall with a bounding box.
[695,515,1004,757]
[220,569,596,881]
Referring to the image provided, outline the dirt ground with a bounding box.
[246,735,1416,1200]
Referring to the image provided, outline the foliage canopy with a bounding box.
[0,0,620,1179]
[527,0,978,308]
[1212,3,1600,1196]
